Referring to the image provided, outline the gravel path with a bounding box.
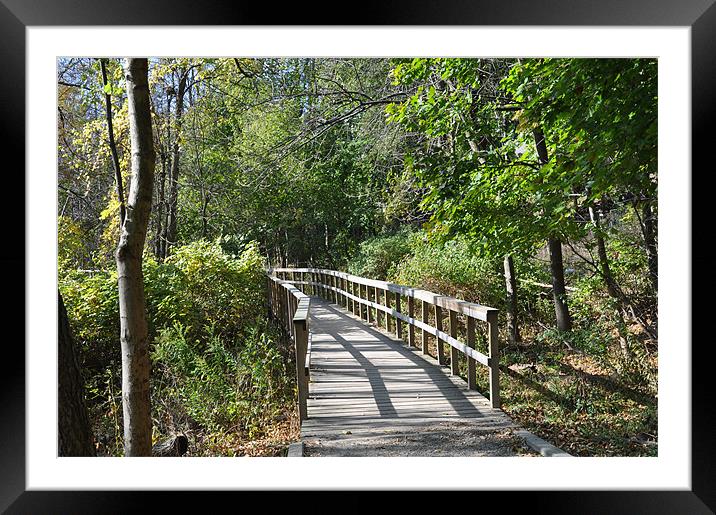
[304,420,539,457]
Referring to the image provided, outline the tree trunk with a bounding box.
[201,189,210,239]
[151,435,188,457]
[532,128,550,164]
[533,128,572,332]
[503,255,521,343]
[158,92,173,261]
[154,151,166,259]
[589,205,618,298]
[165,71,187,257]
[99,58,126,224]
[548,237,572,332]
[117,58,155,457]
[642,201,658,292]
[58,290,95,457]
[590,204,630,357]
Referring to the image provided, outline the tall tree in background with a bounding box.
[99,58,126,225]
[58,290,95,456]
[116,58,155,456]
[164,65,189,258]
[532,127,572,332]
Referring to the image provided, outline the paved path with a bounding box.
[300,299,533,457]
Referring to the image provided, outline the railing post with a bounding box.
[293,317,309,421]
[487,310,501,408]
[466,317,477,390]
[385,289,392,333]
[395,292,403,340]
[421,300,429,355]
[449,310,460,376]
[286,288,292,335]
[276,280,281,324]
[350,280,356,315]
[367,285,373,324]
[360,283,366,320]
[407,296,415,348]
[375,287,381,329]
[435,305,445,365]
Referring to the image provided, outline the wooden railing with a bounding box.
[269,268,501,409]
[266,274,310,421]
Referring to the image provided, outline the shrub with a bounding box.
[59,269,121,371]
[389,234,503,307]
[58,215,91,272]
[60,239,267,371]
[347,228,415,280]
[152,319,294,437]
[146,239,266,342]
[60,239,278,451]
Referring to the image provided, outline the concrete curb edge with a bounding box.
[515,429,572,457]
[287,441,304,457]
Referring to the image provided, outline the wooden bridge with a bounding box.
[267,268,567,457]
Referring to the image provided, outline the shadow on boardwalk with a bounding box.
[301,299,532,457]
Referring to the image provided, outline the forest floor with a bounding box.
[181,414,301,457]
[493,342,658,457]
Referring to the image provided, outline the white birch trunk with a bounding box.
[117,58,155,457]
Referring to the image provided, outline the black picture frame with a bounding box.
[2,0,710,511]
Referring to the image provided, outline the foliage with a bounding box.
[347,228,415,280]
[386,58,657,260]
[60,239,266,370]
[60,268,121,371]
[58,215,92,272]
[147,239,266,341]
[502,58,657,203]
[60,239,293,455]
[151,319,294,438]
[389,233,504,306]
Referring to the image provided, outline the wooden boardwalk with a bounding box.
[300,298,523,457]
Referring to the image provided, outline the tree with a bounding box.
[504,57,657,343]
[385,58,541,332]
[58,290,95,456]
[116,58,156,456]
[533,127,572,332]
[99,58,126,225]
[164,64,190,257]
[386,58,656,336]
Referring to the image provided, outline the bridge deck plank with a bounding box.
[300,299,519,456]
